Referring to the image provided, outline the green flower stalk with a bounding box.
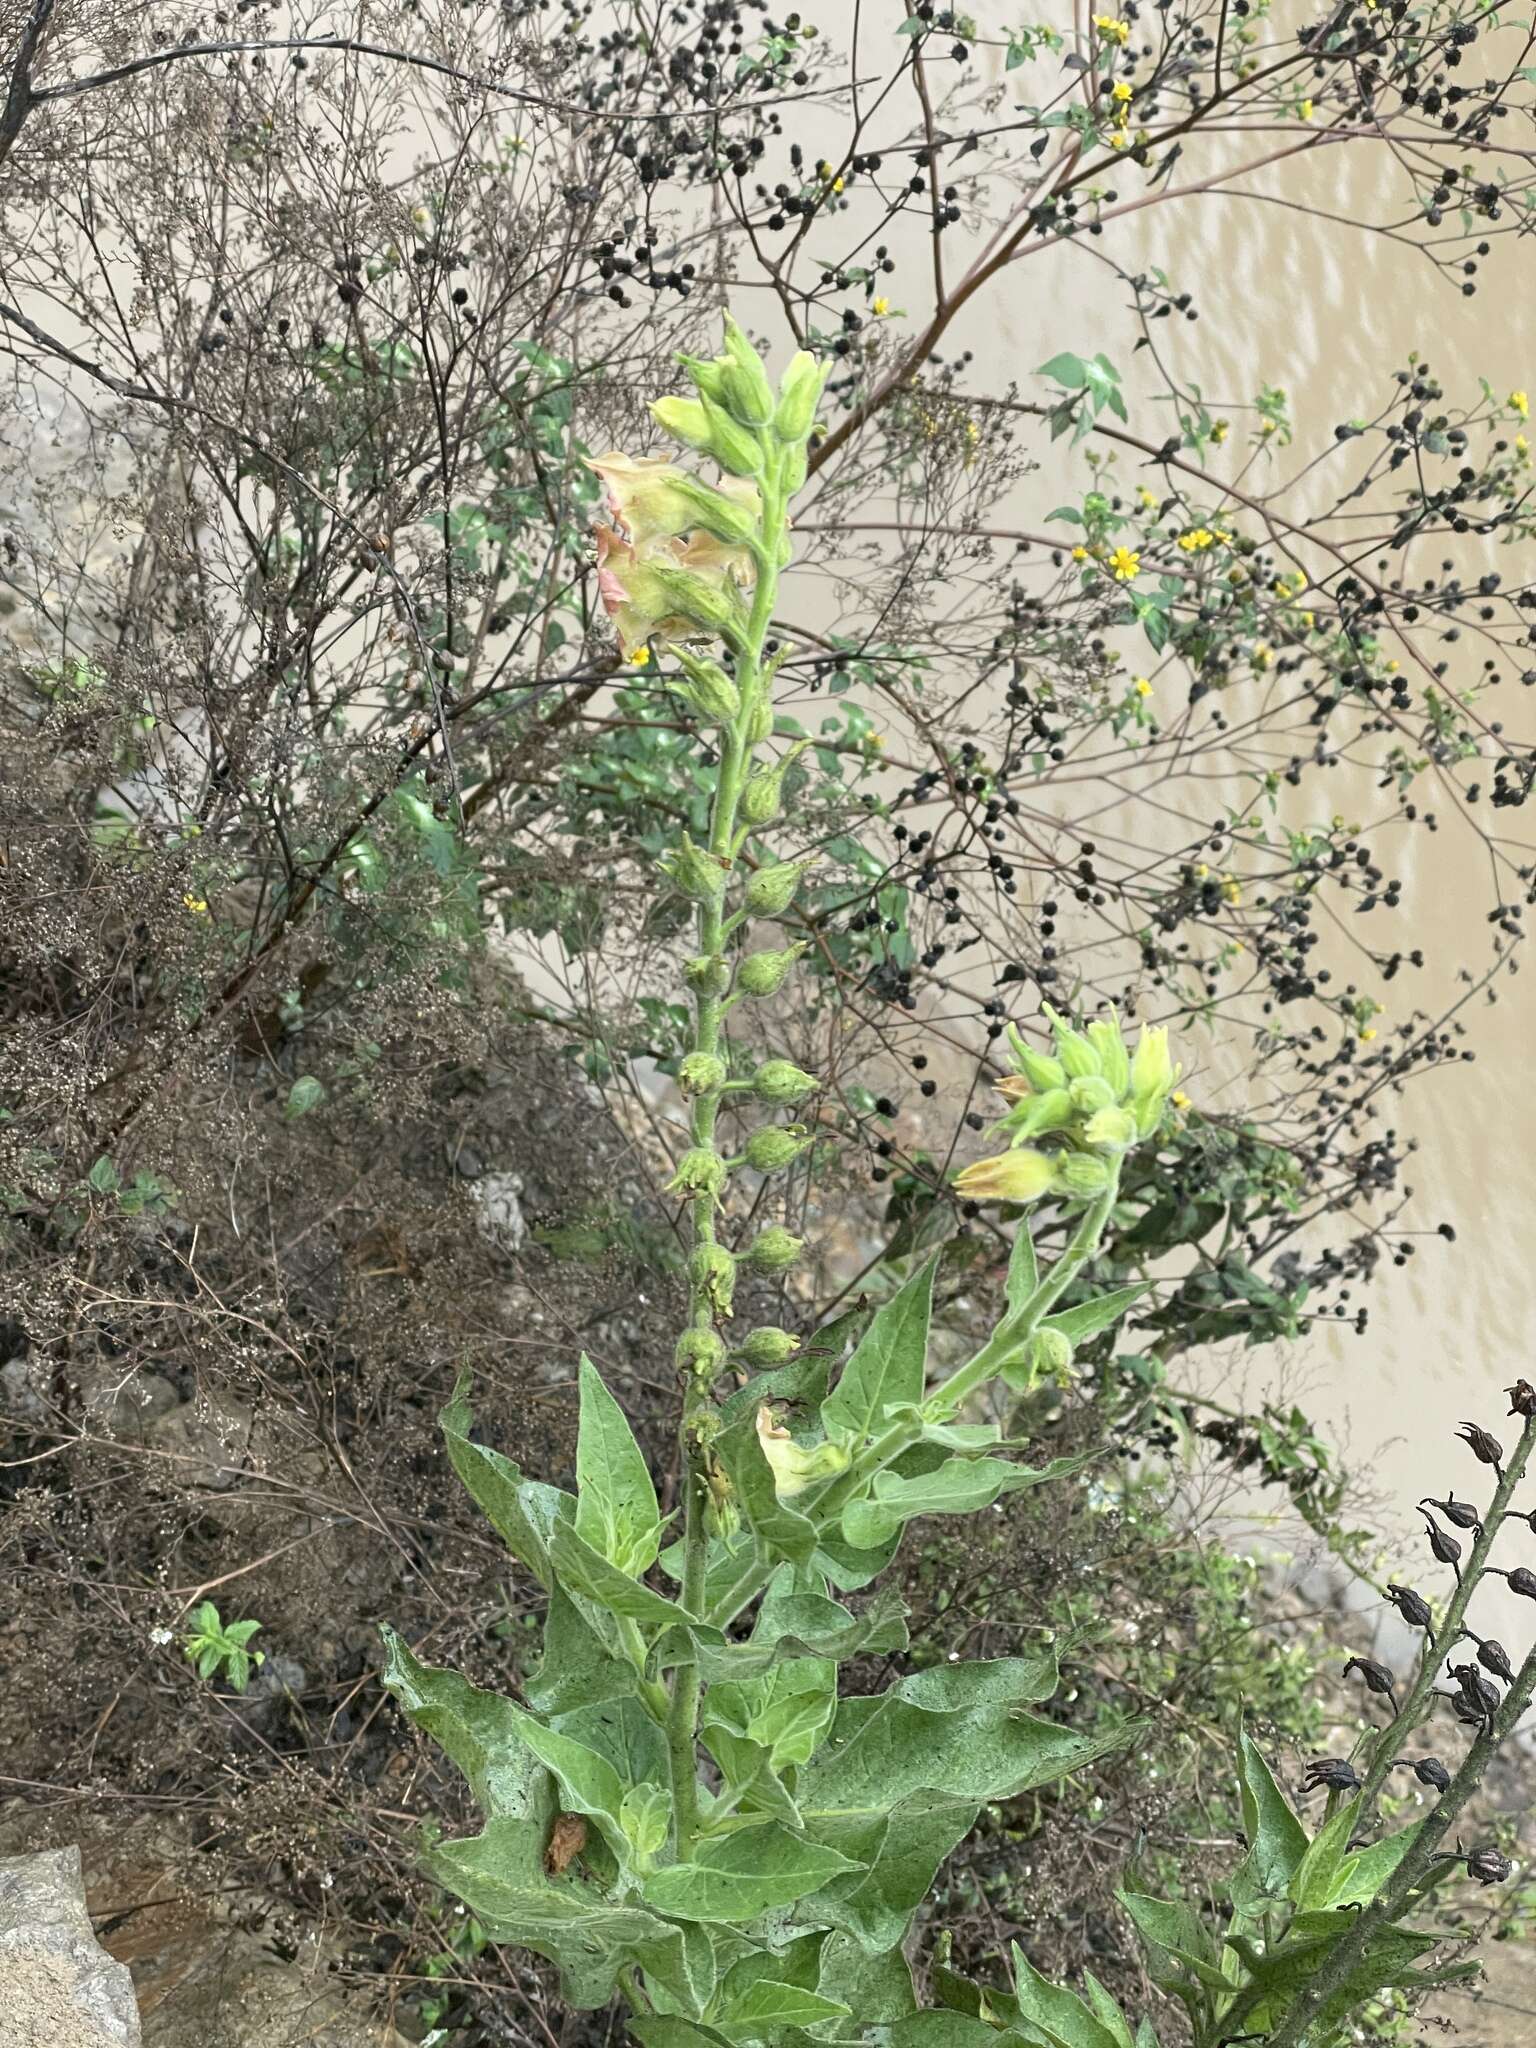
[383,320,1195,2047]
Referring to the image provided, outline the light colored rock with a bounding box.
[1,1355,48,1425]
[146,1396,256,1490]
[83,1370,180,1438]
[472,1169,527,1251]
[0,1844,141,2046]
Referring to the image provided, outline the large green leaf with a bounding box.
[554,1694,668,1789]
[425,1814,672,2009]
[441,1374,570,1590]
[1329,1821,1423,1908]
[793,1792,978,1952]
[641,1824,863,1922]
[550,1518,698,1628]
[704,1655,837,1775]
[841,1454,1083,1549]
[575,1354,663,1572]
[1005,1219,1039,1310]
[1117,1890,1226,2001]
[821,1256,936,1444]
[526,1581,638,1717]
[816,1929,917,2022]
[1230,1730,1309,1908]
[1009,1945,1129,2048]
[1039,1283,1146,1349]
[380,1628,537,1817]
[714,1406,820,1566]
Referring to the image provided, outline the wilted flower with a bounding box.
[1507,1378,1536,1419]
[1394,1755,1451,1793]
[1447,1661,1501,1719]
[666,1146,728,1198]
[1386,1584,1433,1631]
[1466,1846,1513,1886]
[589,458,760,657]
[755,1405,850,1496]
[1456,1422,1504,1473]
[953,1148,1055,1204]
[1303,1757,1361,1795]
[678,1052,727,1098]
[1343,1654,1398,1710]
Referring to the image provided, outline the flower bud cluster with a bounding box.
[954,1005,1181,1207]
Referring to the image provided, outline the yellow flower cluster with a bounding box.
[1093,14,1130,43]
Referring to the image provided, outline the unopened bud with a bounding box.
[719,315,776,426]
[684,953,731,993]
[1006,1025,1067,1094]
[700,392,764,477]
[739,741,809,830]
[773,349,828,443]
[1129,1024,1178,1134]
[746,1226,803,1272]
[689,1243,737,1317]
[1086,1015,1131,1096]
[678,352,729,406]
[1068,1074,1117,1115]
[662,833,728,904]
[671,648,741,724]
[678,1052,727,1098]
[737,1325,800,1367]
[1083,1105,1138,1154]
[736,944,806,997]
[745,1124,812,1172]
[743,860,809,917]
[1045,1004,1101,1081]
[1051,1153,1113,1199]
[676,1327,726,1380]
[651,394,713,450]
[953,1147,1054,1205]
[666,1147,727,1199]
[753,1058,817,1105]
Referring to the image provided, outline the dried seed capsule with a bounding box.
[1476,1638,1516,1685]
[1394,1755,1451,1792]
[1344,1655,1398,1709]
[1467,1847,1513,1886]
[1419,1510,1463,1571]
[1506,1378,1536,1419]
[1420,1494,1480,1531]
[1456,1422,1504,1471]
[1303,1757,1361,1794]
[1449,1662,1501,1717]
[1386,1584,1433,1631]
[1492,1565,1536,1600]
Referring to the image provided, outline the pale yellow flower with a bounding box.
[1108,545,1140,582]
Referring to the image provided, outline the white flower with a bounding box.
[149,1627,173,1645]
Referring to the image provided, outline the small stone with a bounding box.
[472,1171,526,1251]
[83,1370,179,1438]
[147,1397,256,1491]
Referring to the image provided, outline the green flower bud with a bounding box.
[661,832,728,903]
[781,441,809,494]
[1068,1074,1117,1115]
[744,1124,813,1172]
[736,944,806,997]
[1051,1153,1113,1199]
[646,559,748,641]
[753,1058,817,1105]
[774,349,828,443]
[699,392,764,477]
[737,1325,801,1367]
[953,1147,1055,1204]
[747,1226,804,1272]
[1001,1325,1076,1394]
[669,473,761,546]
[689,1242,737,1317]
[744,860,809,917]
[671,647,741,724]
[1006,1024,1067,1094]
[719,315,776,426]
[746,696,775,744]
[678,353,729,406]
[676,1326,727,1380]
[1044,1004,1101,1081]
[1130,1024,1178,1135]
[684,953,730,993]
[997,1085,1075,1142]
[650,394,713,450]
[1086,1015,1131,1097]
[739,739,809,830]
[678,1051,728,1098]
[666,1147,728,1198]
[1083,1105,1138,1154]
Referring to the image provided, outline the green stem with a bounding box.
[664,452,787,1859]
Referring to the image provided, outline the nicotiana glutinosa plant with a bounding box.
[379,321,1515,2048]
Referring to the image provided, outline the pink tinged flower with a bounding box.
[588,455,759,657]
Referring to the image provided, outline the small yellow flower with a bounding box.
[1194,862,1210,880]
[1512,390,1529,419]
[1133,676,1152,697]
[1301,609,1315,629]
[1178,527,1215,553]
[632,646,650,666]
[1171,1089,1191,1112]
[183,894,208,914]
[1137,486,1158,509]
[1108,545,1140,582]
[1109,128,1129,148]
[1072,544,1090,562]
[1212,528,1233,544]
[1299,98,1314,120]
[1111,79,1133,102]
[872,296,890,316]
[1517,434,1530,457]
[1221,875,1242,905]
[1359,1026,1377,1042]
[1211,420,1229,444]
[1093,14,1130,44]
[831,176,845,195]
[1252,642,1273,669]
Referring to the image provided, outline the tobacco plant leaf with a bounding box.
[575,1354,663,1572]
[640,1823,863,1922]
[820,1255,936,1444]
[441,1375,570,1590]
